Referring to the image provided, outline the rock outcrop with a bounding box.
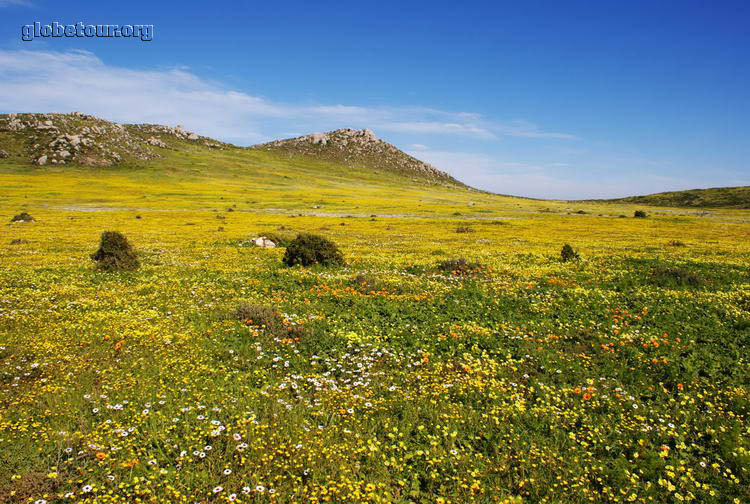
[252,128,463,186]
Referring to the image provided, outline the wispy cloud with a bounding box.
[406,148,697,200]
[0,49,575,145]
[0,0,33,7]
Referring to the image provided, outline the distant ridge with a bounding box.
[594,186,750,209]
[251,128,465,187]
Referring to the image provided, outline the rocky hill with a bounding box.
[251,128,464,186]
[0,112,229,167]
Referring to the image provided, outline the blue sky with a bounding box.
[0,0,748,199]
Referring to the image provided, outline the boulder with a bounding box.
[252,236,276,248]
[36,155,48,165]
[0,150,8,159]
[309,132,328,145]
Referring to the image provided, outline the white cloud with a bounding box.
[407,148,695,200]
[0,0,33,6]
[0,49,575,145]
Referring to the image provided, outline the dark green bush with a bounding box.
[455,226,474,233]
[634,210,648,218]
[90,231,139,271]
[282,233,344,267]
[263,231,296,247]
[11,212,35,222]
[561,243,579,262]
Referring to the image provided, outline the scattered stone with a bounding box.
[146,136,168,148]
[36,155,48,165]
[0,150,8,159]
[10,238,29,245]
[187,133,199,141]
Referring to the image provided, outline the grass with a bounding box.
[1,143,749,504]
[597,186,750,209]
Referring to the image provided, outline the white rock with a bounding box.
[309,132,328,145]
[252,237,276,248]
[187,133,199,140]
[36,155,48,165]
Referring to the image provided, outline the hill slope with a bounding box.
[600,186,750,209]
[251,128,464,187]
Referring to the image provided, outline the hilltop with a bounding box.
[0,112,229,167]
[597,186,750,209]
[251,128,464,187]
[0,113,462,188]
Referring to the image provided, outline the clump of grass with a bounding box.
[634,210,648,218]
[282,233,343,267]
[668,240,686,247]
[649,266,703,287]
[560,243,579,262]
[11,212,35,222]
[90,231,139,271]
[436,257,482,275]
[455,226,474,233]
[234,302,310,340]
[234,302,283,331]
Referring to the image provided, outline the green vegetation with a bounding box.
[90,230,140,271]
[1,113,749,504]
[603,186,750,209]
[282,233,344,267]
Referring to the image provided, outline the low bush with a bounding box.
[634,210,648,218]
[560,243,579,262]
[282,233,344,267]
[90,231,139,271]
[11,212,35,222]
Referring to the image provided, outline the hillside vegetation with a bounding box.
[1,114,749,504]
[600,186,750,209]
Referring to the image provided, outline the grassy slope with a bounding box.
[1,146,750,504]
[595,186,750,209]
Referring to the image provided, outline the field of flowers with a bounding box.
[1,157,749,503]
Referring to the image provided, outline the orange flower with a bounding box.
[677,383,684,391]
[573,387,582,395]
[95,452,107,460]
[583,392,592,400]
[114,340,125,351]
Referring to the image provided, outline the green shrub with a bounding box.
[668,240,686,247]
[11,212,35,222]
[90,231,139,271]
[560,243,579,262]
[455,226,474,233]
[263,231,296,247]
[634,210,647,218]
[282,233,344,267]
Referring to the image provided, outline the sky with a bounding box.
[0,0,748,199]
